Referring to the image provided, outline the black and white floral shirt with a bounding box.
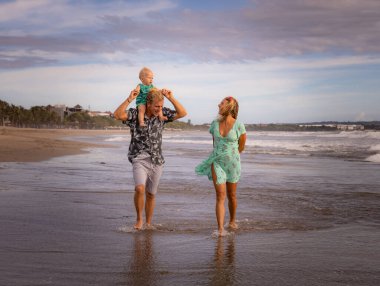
[123,107,176,165]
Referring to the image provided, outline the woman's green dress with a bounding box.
[195,119,246,185]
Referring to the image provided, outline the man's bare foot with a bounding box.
[134,220,143,230]
[228,222,238,230]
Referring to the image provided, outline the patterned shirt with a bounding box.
[123,107,177,165]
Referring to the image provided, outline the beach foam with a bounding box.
[164,138,212,145]
[105,136,128,142]
[365,153,380,163]
[369,144,380,151]
[211,229,234,238]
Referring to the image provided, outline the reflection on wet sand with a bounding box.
[209,236,236,285]
[124,232,157,286]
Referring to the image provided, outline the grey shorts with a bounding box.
[132,156,163,195]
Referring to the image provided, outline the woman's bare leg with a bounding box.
[226,182,238,229]
[211,164,226,235]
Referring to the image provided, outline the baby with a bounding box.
[135,67,167,127]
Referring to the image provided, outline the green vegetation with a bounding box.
[0,99,123,129]
[2,99,379,130]
[165,120,194,130]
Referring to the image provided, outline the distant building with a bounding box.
[64,104,85,117]
[52,104,66,121]
[337,124,364,131]
[298,124,337,128]
[53,104,113,119]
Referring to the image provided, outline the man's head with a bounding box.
[139,67,154,86]
[146,88,164,117]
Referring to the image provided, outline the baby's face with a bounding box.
[141,71,154,85]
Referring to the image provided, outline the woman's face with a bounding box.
[218,99,228,114]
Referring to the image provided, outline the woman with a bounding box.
[196,96,246,236]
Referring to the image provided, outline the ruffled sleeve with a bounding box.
[209,120,216,135]
[236,121,246,138]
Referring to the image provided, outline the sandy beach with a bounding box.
[0,127,125,162]
[0,129,379,285]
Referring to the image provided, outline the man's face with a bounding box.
[146,100,164,117]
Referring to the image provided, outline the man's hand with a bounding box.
[161,88,187,120]
[161,89,173,100]
[128,89,139,103]
[113,89,139,121]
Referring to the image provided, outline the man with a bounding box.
[114,88,187,229]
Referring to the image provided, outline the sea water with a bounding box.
[1,130,379,285]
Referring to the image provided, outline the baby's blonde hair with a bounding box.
[139,67,153,80]
[218,96,239,121]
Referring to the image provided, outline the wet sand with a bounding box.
[0,127,124,162]
[0,129,379,285]
[0,186,378,286]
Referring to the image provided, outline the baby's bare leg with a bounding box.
[138,104,146,126]
[158,109,168,121]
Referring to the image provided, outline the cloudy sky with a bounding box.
[1,0,379,124]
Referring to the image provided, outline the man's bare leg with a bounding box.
[134,185,145,229]
[226,182,238,230]
[145,192,156,227]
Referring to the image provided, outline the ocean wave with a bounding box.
[367,131,380,139]
[369,144,380,151]
[252,130,380,140]
[104,136,128,142]
[246,139,359,152]
[106,130,379,160]
[365,154,380,163]
[164,139,212,145]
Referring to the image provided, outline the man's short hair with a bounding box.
[146,88,164,104]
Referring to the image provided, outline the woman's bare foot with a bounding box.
[134,220,143,230]
[228,222,238,230]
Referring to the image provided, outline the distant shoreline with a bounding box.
[0,127,126,163]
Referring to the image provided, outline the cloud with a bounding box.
[1,0,380,69]
[3,54,378,123]
[355,112,367,121]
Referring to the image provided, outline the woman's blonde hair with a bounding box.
[146,88,164,104]
[218,96,239,121]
